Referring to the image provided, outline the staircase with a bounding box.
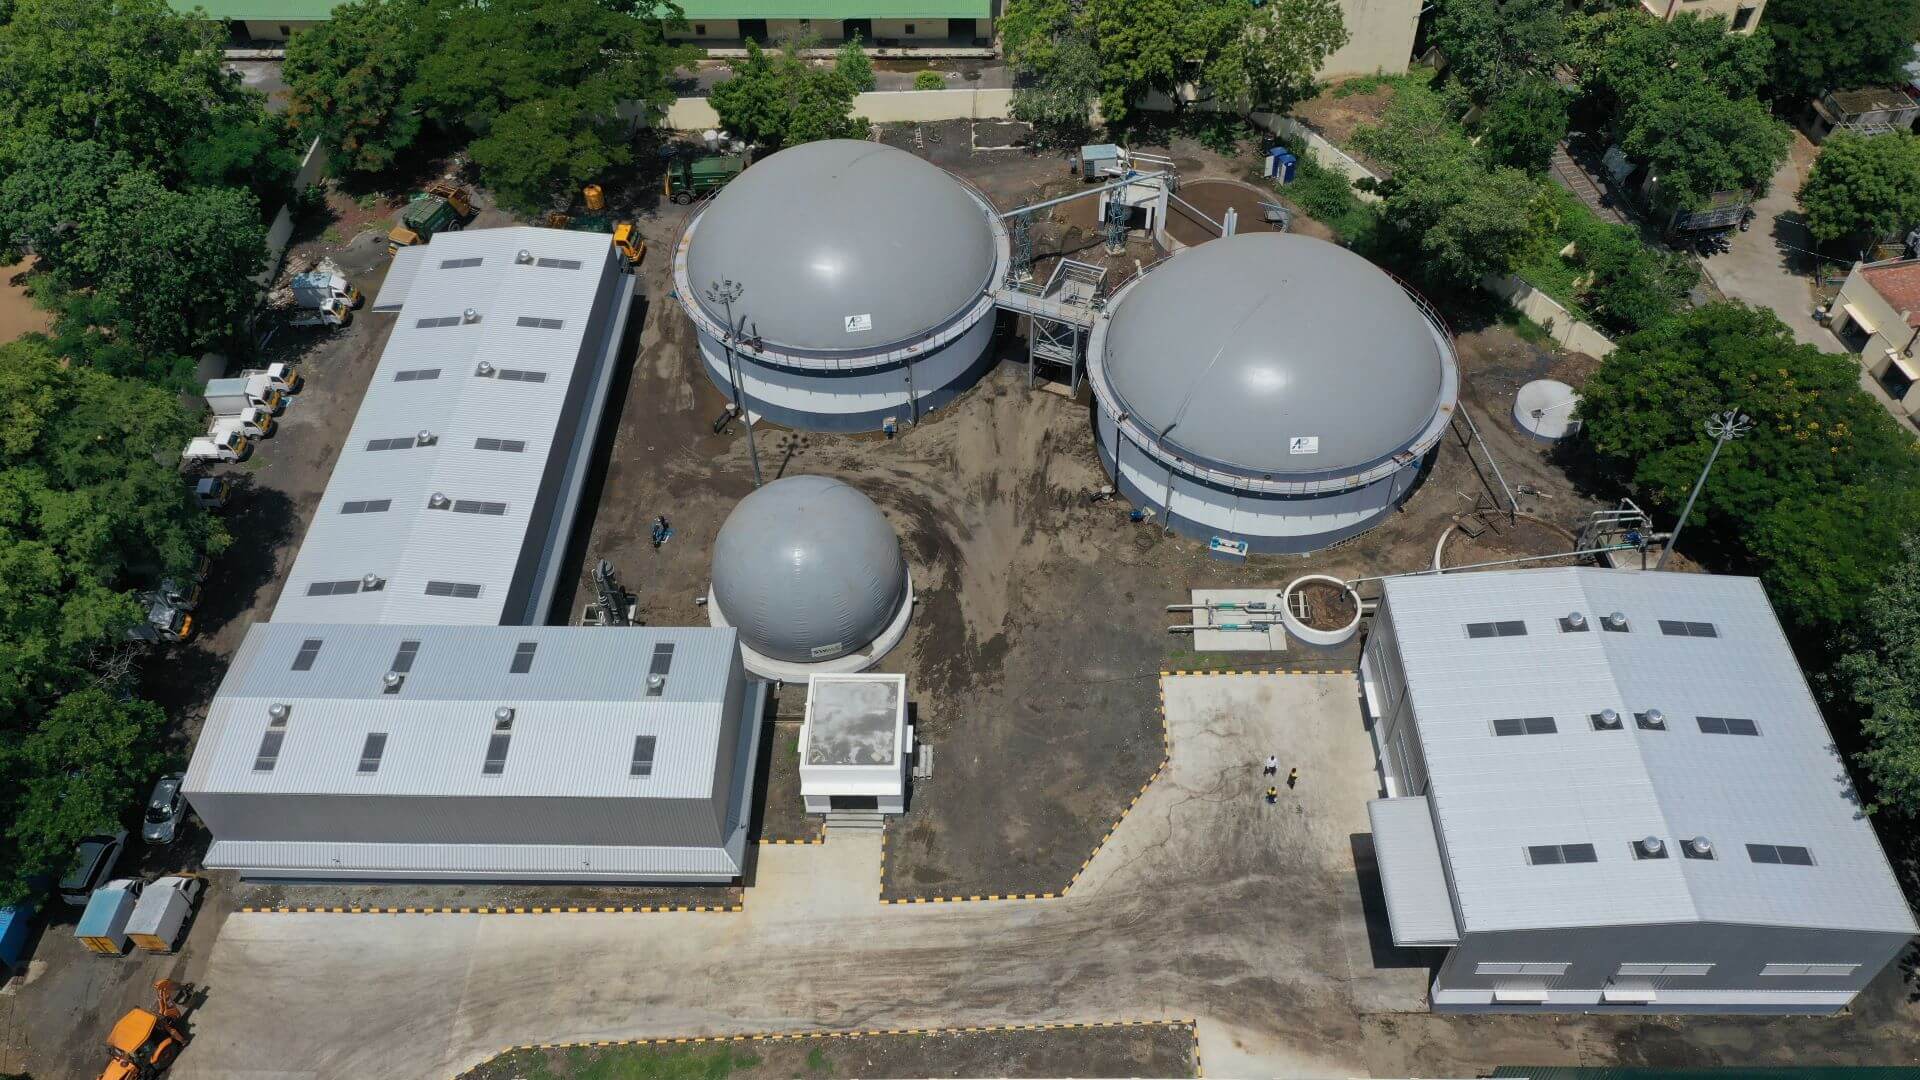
[825,810,889,832]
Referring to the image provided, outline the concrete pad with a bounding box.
[1185,588,1288,652]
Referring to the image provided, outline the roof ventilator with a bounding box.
[475,361,496,377]
[647,674,666,693]
[382,671,404,693]
[416,430,437,446]
[1639,708,1666,729]
[1559,611,1588,632]
[428,492,450,510]
[268,703,290,723]
[1685,836,1715,860]
[1604,610,1630,632]
[462,308,480,324]
[516,249,533,265]
[360,573,385,592]
[494,706,514,728]
[1636,836,1667,859]
[1592,708,1623,730]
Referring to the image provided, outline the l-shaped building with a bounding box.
[183,227,770,883]
[1362,568,1915,1014]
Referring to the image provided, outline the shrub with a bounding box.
[913,70,946,91]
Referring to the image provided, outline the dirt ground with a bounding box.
[1292,80,1397,173]
[0,257,54,344]
[459,1022,1198,1080]
[1164,177,1327,246]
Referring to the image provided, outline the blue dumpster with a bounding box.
[0,901,35,975]
[1264,147,1298,183]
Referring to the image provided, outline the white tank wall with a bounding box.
[1096,411,1421,553]
[697,314,996,432]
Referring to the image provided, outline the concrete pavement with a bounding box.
[176,674,1400,1079]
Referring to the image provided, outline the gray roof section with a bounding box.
[1368,797,1462,946]
[184,621,743,801]
[684,140,998,352]
[710,475,909,663]
[372,244,427,311]
[1098,233,1450,476]
[204,839,742,880]
[1381,568,1917,936]
[273,226,628,626]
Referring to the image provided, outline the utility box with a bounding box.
[75,879,142,955]
[798,673,910,815]
[127,876,205,954]
[1076,143,1125,180]
[1265,147,1298,183]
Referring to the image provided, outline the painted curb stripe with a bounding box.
[240,903,745,915]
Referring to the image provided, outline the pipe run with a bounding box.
[1343,542,1644,587]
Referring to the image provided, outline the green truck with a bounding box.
[663,154,746,204]
[387,182,476,254]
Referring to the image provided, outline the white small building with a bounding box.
[799,674,910,814]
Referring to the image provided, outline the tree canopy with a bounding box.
[284,0,692,207]
[709,40,871,149]
[1765,0,1920,105]
[1620,77,1789,211]
[1836,534,1920,819]
[1576,303,1920,635]
[0,340,224,900]
[1798,131,1920,247]
[1430,0,1566,100]
[1478,76,1571,174]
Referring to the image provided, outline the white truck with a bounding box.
[289,296,352,328]
[240,362,304,395]
[126,875,206,954]
[203,374,284,416]
[292,265,361,310]
[182,427,252,464]
[210,409,274,441]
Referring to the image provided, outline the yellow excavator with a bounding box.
[97,979,192,1080]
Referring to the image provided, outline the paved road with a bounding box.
[172,675,1920,1079]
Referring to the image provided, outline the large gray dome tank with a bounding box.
[708,475,911,668]
[672,140,1008,433]
[1084,231,1459,554]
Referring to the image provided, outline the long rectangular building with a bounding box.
[1361,568,1915,1014]
[185,228,771,884]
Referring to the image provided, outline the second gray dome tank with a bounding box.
[709,475,910,664]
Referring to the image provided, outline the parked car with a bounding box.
[57,831,127,906]
[142,774,186,845]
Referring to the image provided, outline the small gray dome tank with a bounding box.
[709,475,909,664]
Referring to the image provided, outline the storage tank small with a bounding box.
[707,475,914,679]
[672,140,1009,432]
[1513,379,1581,442]
[1085,232,1459,554]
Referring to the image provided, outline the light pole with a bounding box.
[1655,410,1752,570]
[704,278,762,488]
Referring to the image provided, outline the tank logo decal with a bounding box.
[844,314,873,333]
[1289,436,1320,455]
[810,642,846,658]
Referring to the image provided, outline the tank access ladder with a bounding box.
[992,258,1106,393]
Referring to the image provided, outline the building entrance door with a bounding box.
[831,795,880,811]
[738,18,768,42]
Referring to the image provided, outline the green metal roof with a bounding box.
[170,0,339,20]
[671,0,991,17]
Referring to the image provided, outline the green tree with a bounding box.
[1082,0,1247,123]
[70,176,267,354]
[1002,0,1101,136]
[837,35,877,93]
[1395,164,1543,284]
[469,92,633,210]
[0,0,251,182]
[709,40,870,148]
[1577,223,1699,335]
[1798,131,1920,246]
[1210,0,1349,113]
[1588,11,1772,112]
[1429,0,1566,100]
[1,689,167,899]
[1766,0,1920,105]
[1576,303,1920,632]
[0,138,134,269]
[284,0,438,174]
[1836,533,1920,817]
[914,70,948,91]
[1478,76,1570,174]
[1621,78,1789,211]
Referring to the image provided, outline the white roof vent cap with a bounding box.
[1643,708,1665,728]
[1639,836,1664,857]
[383,671,404,690]
[429,492,450,509]
[1566,611,1585,628]
[361,573,385,590]
[1606,610,1628,628]
[475,361,495,376]
[516,249,533,264]
[1599,708,1620,725]
[1689,836,1713,857]
[268,702,290,720]
[494,706,515,723]
[647,674,666,691]
[462,308,480,324]
[416,429,435,445]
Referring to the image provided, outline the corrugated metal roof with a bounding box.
[1380,568,1916,936]
[186,622,743,801]
[205,839,742,878]
[372,245,427,312]
[1368,797,1460,946]
[273,227,624,626]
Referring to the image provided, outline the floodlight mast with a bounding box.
[1655,410,1752,571]
[705,278,762,488]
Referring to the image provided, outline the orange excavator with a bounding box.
[97,979,192,1080]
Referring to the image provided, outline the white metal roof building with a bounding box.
[184,623,767,882]
[184,229,773,883]
[278,227,635,627]
[1085,233,1459,555]
[1360,568,1916,1013]
[671,140,1010,432]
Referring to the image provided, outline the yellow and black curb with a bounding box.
[757,832,825,846]
[1162,667,1356,676]
[489,1017,1202,1070]
[239,903,744,914]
